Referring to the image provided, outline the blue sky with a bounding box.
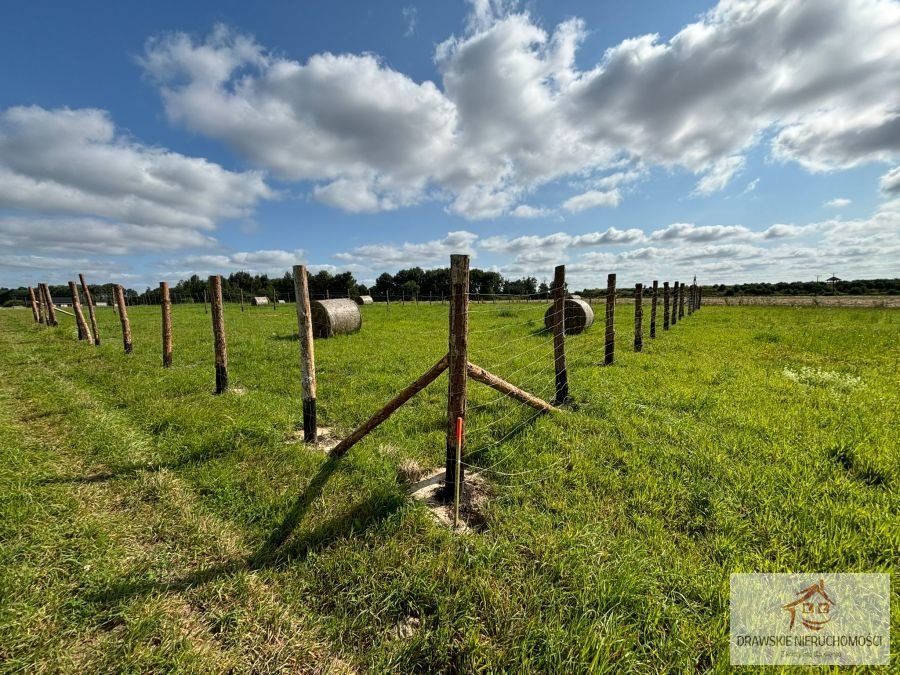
[1,0,898,290]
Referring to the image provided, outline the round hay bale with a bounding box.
[311,298,362,338]
[544,298,594,334]
[355,295,374,305]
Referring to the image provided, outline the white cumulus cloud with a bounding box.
[140,1,900,217]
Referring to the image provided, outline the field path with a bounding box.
[0,322,355,673]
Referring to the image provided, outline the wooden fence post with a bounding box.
[209,275,228,394]
[698,287,702,309]
[36,286,46,324]
[634,282,643,352]
[240,288,245,313]
[604,273,616,365]
[42,283,59,326]
[679,283,686,320]
[671,282,679,326]
[551,264,569,404]
[69,281,92,342]
[650,280,658,338]
[37,284,48,325]
[663,282,670,330]
[293,265,317,443]
[273,287,277,310]
[79,274,100,345]
[28,286,40,323]
[203,288,209,314]
[161,282,173,368]
[114,284,133,353]
[445,254,469,503]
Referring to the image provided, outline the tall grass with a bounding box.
[0,303,896,671]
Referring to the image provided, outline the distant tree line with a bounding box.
[699,279,900,296]
[0,283,130,308]
[3,275,898,307]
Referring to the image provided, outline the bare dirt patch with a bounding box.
[407,468,490,533]
[285,425,339,452]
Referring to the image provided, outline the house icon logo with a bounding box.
[783,579,835,631]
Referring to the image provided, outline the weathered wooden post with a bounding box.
[272,287,277,311]
[293,265,318,443]
[551,264,569,404]
[679,283,686,320]
[445,254,469,503]
[203,288,209,314]
[35,286,46,324]
[604,273,616,365]
[698,287,702,309]
[161,281,173,368]
[37,284,48,324]
[114,284,133,353]
[240,288,245,313]
[209,275,228,393]
[27,286,40,323]
[688,284,695,315]
[79,274,100,345]
[650,280,658,338]
[68,281,92,342]
[634,282,643,352]
[663,281,671,330]
[671,282,679,326]
[41,283,58,326]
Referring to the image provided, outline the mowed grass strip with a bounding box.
[0,303,897,672]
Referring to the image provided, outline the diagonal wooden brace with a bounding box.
[467,362,555,412]
[331,354,449,456]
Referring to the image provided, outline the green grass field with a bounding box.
[0,302,897,672]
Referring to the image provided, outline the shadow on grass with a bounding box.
[34,438,237,485]
[269,333,299,341]
[86,453,405,606]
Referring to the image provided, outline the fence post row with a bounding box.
[293,265,318,444]
[36,284,46,324]
[41,283,58,326]
[650,280,658,339]
[79,274,100,345]
[68,281,92,343]
[114,284,133,353]
[672,281,681,326]
[161,281,173,368]
[551,264,569,404]
[445,254,469,503]
[604,273,616,365]
[634,282,643,352]
[28,286,40,323]
[663,282,670,330]
[209,275,228,394]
